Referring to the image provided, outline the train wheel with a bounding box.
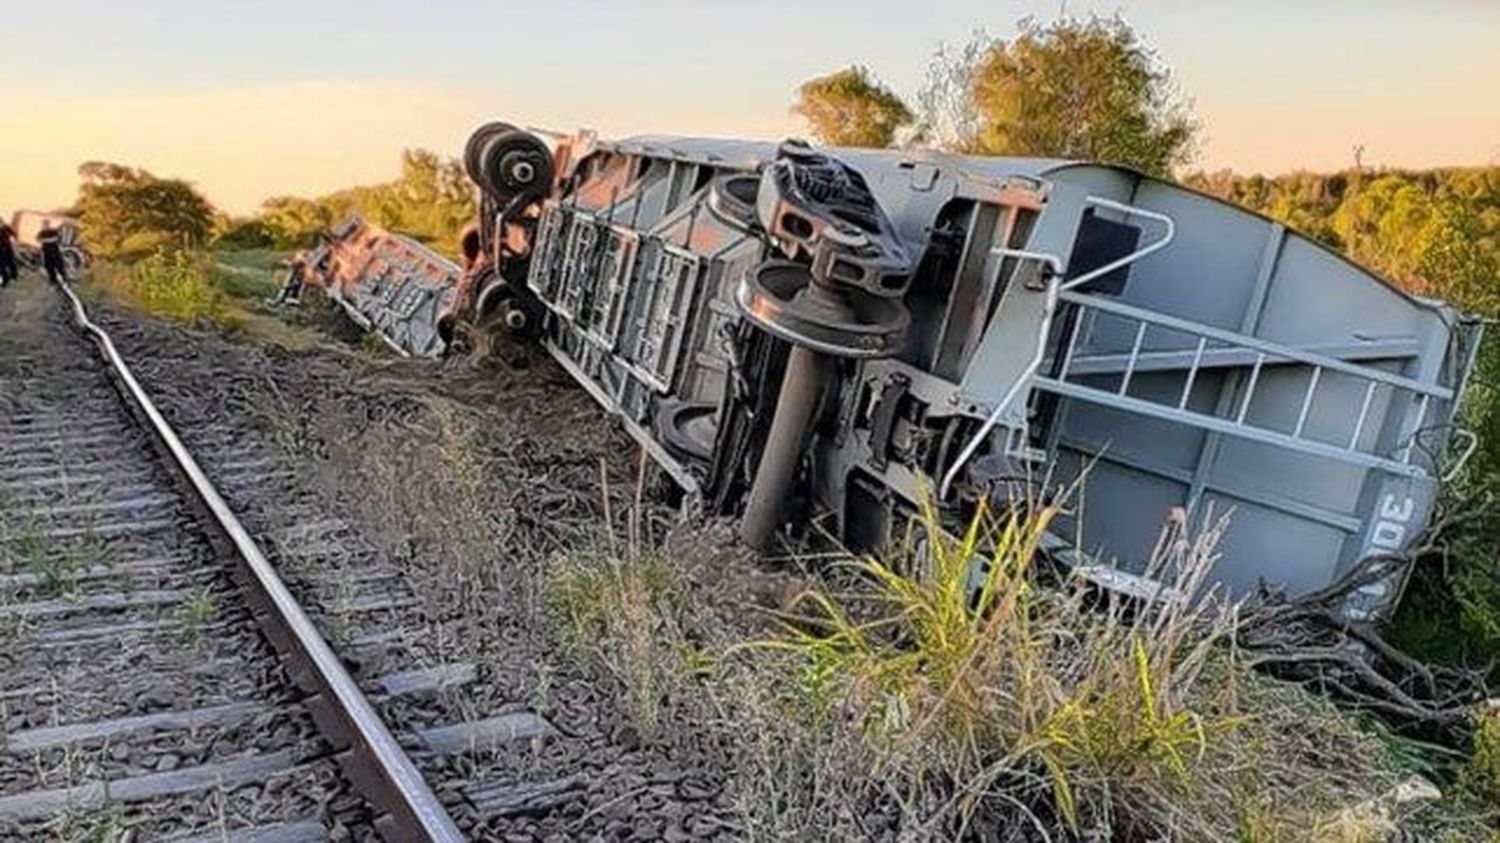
[463,121,517,188]
[477,130,554,203]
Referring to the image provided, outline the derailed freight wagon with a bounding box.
[295,122,1483,620]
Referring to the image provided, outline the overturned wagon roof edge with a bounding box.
[606,132,1470,323]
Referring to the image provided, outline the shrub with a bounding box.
[209,250,285,301]
[93,250,229,325]
[213,219,279,251]
[1449,336,1500,647]
[1463,704,1500,806]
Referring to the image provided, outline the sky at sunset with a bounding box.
[1,0,1496,216]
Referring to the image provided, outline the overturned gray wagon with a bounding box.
[301,123,1484,620]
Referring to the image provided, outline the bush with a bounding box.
[210,249,287,301]
[213,219,279,251]
[93,250,228,325]
[1447,335,1500,651]
[1464,704,1500,807]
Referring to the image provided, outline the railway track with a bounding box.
[0,277,467,841]
[94,301,740,839]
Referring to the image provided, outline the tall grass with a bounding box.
[92,249,230,325]
[752,497,1256,835]
[535,487,1495,837]
[548,544,691,739]
[716,495,1495,839]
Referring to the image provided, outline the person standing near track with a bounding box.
[36,222,67,284]
[0,216,17,287]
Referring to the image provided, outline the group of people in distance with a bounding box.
[0,215,69,288]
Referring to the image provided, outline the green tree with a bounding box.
[384,149,475,251]
[792,65,914,148]
[921,16,1197,175]
[1331,174,1437,281]
[255,149,474,256]
[1416,194,1500,311]
[212,218,279,250]
[1389,193,1500,673]
[259,195,339,248]
[75,162,216,258]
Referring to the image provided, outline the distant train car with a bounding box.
[9,210,89,276]
[295,123,1484,621]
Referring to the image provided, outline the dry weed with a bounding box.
[705,496,1487,840]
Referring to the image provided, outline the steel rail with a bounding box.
[49,276,463,843]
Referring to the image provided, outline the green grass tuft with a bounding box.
[548,544,690,739]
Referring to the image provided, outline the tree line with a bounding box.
[73,148,474,261]
[792,15,1195,176]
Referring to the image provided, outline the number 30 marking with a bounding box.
[1370,494,1414,551]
